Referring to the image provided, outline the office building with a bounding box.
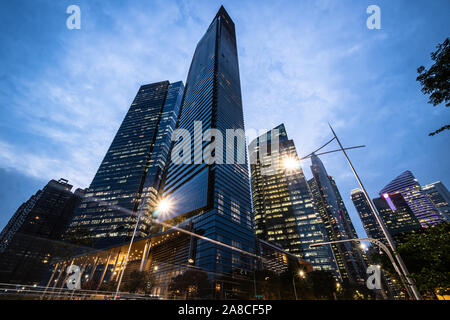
[373,192,423,244]
[249,124,338,275]
[308,154,367,284]
[0,179,84,284]
[66,81,184,248]
[422,181,450,222]
[380,171,443,227]
[351,188,384,242]
[158,6,255,297]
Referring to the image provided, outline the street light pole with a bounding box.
[292,276,298,300]
[311,238,405,294]
[328,124,422,300]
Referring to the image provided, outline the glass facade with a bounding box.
[350,188,384,243]
[373,192,423,244]
[379,170,444,227]
[161,6,255,298]
[249,124,338,275]
[66,81,184,248]
[422,181,450,222]
[0,179,84,284]
[308,154,366,284]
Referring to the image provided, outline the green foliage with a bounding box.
[396,223,450,296]
[122,270,155,294]
[307,270,337,300]
[168,269,211,299]
[416,37,449,136]
[252,269,339,300]
[336,279,374,300]
[370,223,450,298]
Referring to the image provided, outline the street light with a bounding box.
[297,124,421,300]
[292,269,306,300]
[327,124,421,300]
[310,237,415,299]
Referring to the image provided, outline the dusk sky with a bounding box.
[0,0,449,238]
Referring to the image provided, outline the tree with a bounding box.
[396,223,450,298]
[336,279,374,300]
[370,223,450,298]
[416,37,450,136]
[121,270,155,294]
[168,269,211,299]
[307,270,337,300]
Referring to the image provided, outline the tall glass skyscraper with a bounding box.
[67,81,184,248]
[249,124,338,275]
[161,6,255,298]
[308,154,366,284]
[422,181,450,222]
[379,170,443,227]
[351,188,384,242]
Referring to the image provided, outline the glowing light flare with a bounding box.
[282,157,300,171]
[153,197,173,218]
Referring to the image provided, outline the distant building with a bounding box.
[379,171,443,227]
[308,154,367,284]
[0,179,85,284]
[66,81,184,248]
[351,188,384,242]
[249,124,338,275]
[422,181,450,222]
[373,192,422,244]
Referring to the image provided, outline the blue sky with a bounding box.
[0,0,449,238]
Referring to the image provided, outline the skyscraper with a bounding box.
[422,181,450,222]
[351,188,384,242]
[66,81,184,248]
[373,192,422,244]
[379,171,443,227]
[249,124,338,274]
[308,154,366,284]
[160,6,255,297]
[0,179,84,284]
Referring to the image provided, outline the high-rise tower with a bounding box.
[160,6,255,298]
[308,154,366,284]
[351,188,384,242]
[249,124,338,274]
[380,171,443,227]
[422,181,450,222]
[66,81,184,248]
[373,192,422,244]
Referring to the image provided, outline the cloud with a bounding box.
[1,0,205,188]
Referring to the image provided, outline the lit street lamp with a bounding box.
[292,269,306,300]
